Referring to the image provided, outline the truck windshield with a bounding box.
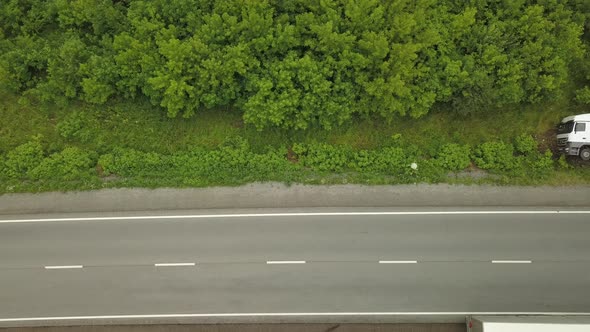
[557,121,574,134]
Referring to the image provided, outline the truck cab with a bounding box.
[557,113,590,161]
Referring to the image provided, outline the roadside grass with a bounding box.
[0,89,581,154]
[0,90,60,154]
[1,88,589,193]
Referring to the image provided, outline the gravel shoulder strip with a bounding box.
[0,183,589,214]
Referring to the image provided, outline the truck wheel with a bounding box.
[580,147,590,161]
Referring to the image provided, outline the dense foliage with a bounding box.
[1,0,588,130]
[1,134,568,192]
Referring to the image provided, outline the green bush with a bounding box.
[294,143,352,172]
[436,144,471,171]
[98,148,173,178]
[98,141,297,185]
[350,150,376,172]
[56,111,94,142]
[369,147,408,174]
[530,150,554,179]
[198,148,249,181]
[195,145,295,182]
[0,137,569,190]
[97,153,114,176]
[28,147,96,180]
[473,141,519,171]
[514,134,537,155]
[295,144,418,179]
[4,140,44,178]
[557,154,571,169]
[169,148,209,178]
[241,147,296,181]
[0,153,6,179]
[2,0,585,130]
[575,86,590,104]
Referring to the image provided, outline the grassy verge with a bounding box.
[1,90,589,194]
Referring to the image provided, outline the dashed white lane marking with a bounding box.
[379,260,418,264]
[266,261,306,264]
[491,260,532,264]
[2,210,589,223]
[154,263,196,267]
[44,265,83,269]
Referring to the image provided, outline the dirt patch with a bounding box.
[287,146,299,163]
[96,165,122,182]
[448,164,497,180]
[100,174,121,183]
[566,155,590,168]
[96,164,105,177]
[536,127,557,154]
[232,119,244,129]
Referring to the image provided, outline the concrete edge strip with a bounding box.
[2,312,590,322]
[2,210,590,224]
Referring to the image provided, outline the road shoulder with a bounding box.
[0,183,589,214]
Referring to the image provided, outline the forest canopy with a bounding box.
[1,0,589,130]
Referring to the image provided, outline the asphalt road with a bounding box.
[1,208,589,324]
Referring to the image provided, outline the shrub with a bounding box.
[98,142,296,185]
[197,147,250,180]
[0,154,6,179]
[56,111,95,143]
[29,147,96,180]
[557,154,571,169]
[369,147,408,174]
[4,140,44,178]
[350,150,376,172]
[575,86,590,104]
[514,134,537,155]
[294,143,352,172]
[242,147,296,180]
[97,153,115,176]
[291,143,307,157]
[473,141,519,171]
[436,144,471,171]
[295,144,414,177]
[98,148,172,178]
[530,150,554,179]
[169,147,209,178]
[221,135,250,150]
[0,138,564,189]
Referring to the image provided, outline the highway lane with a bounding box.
[2,211,590,267]
[1,262,589,318]
[0,209,589,321]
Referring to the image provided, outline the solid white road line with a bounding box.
[2,312,590,322]
[44,265,83,269]
[154,263,195,267]
[1,210,590,223]
[491,260,532,264]
[266,261,306,264]
[379,260,418,264]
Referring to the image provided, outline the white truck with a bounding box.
[557,113,590,160]
[467,316,590,332]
